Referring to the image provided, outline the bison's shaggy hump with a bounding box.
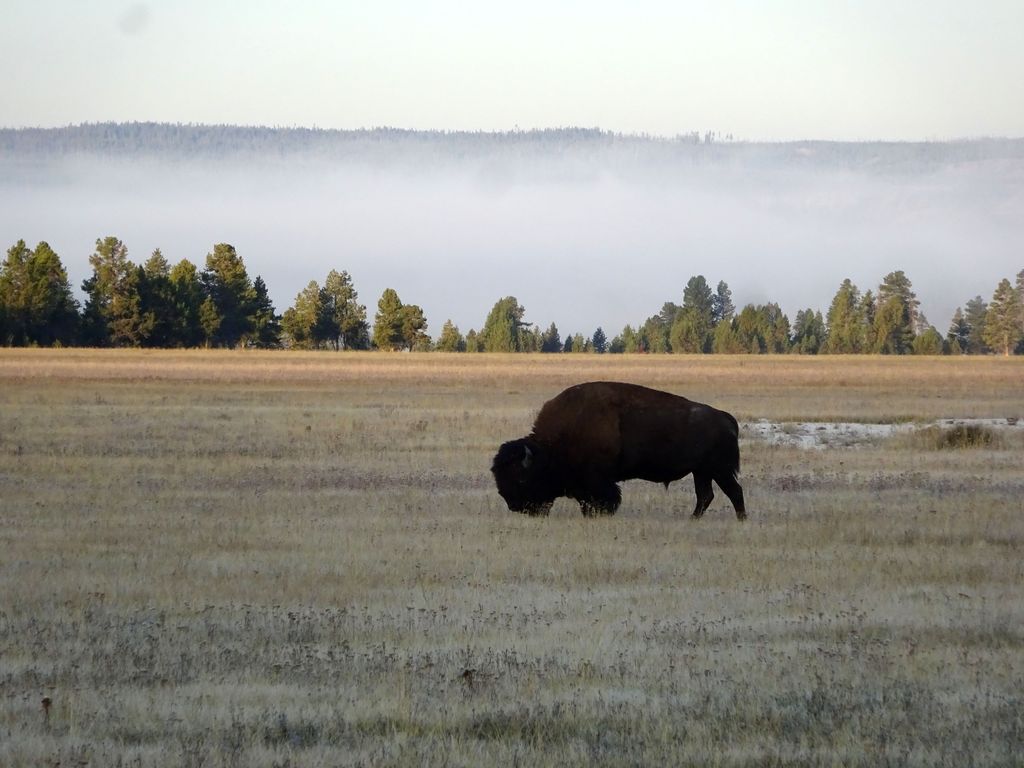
[491,381,746,519]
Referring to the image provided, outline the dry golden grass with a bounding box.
[1,350,1022,766]
[3,347,1022,418]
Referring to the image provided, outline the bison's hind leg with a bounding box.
[691,473,714,518]
[714,473,747,520]
[578,482,621,517]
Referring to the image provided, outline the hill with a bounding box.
[3,122,1024,174]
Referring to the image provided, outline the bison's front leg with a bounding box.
[523,501,553,517]
[580,500,616,517]
[577,481,621,517]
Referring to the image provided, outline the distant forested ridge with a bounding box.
[3,122,1024,171]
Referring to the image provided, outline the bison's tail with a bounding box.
[723,411,741,478]
[729,436,741,478]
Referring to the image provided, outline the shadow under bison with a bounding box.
[491,381,746,519]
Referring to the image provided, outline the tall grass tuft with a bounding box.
[910,423,1002,450]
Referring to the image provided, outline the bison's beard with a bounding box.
[492,473,559,517]
[495,484,555,516]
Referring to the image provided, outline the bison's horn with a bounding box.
[522,444,533,468]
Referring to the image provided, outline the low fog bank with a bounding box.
[2,135,1022,338]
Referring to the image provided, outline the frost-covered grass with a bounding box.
[1,350,1022,766]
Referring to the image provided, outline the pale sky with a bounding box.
[3,1,1024,140]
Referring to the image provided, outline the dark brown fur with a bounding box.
[491,381,746,519]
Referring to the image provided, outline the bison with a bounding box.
[491,381,746,519]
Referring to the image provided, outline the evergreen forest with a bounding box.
[2,236,1022,355]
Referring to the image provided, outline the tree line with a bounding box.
[6,123,1023,173]
[2,236,1022,355]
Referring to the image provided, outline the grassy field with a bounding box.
[1,350,1022,766]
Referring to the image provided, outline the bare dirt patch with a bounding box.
[745,417,1023,449]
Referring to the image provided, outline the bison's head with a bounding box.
[490,438,556,516]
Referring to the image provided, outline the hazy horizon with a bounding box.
[3,128,1021,340]
[5,121,1023,144]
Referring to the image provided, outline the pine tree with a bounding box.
[791,309,826,354]
[641,314,670,353]
[872,295,906,354]
[540,322,561,353]
[762,303,791,353]
[823,279,867,353]
[139,250,175,347]
[879,270,921,328]
[313,286,340,348]
[168,259,205,347]
[615,324,645,353]
[591,327,607,353]
[683,276,714,318]
[669,308,705,353]
[199,296,221,348]
[282,281,323,349]
[400,304,429,351]
[712,319,744,354]
[201,243,256,348]
[734,305,763,353]
[519,325,541,353]
[0,240,78,346]
[946,307,970,354]
[1017,269,1024,344]
[711,280,735,325]
[872,271,919,353]
[107,253,150,345]
[860,290,876,340]
[373,288,406,351]
[111,264,155,346]
[32,242,80,346]
[730,303,791,354]
[436,319,466,352]
[963,296,989,354]
[250,276,281,348]
[481,297,527,352]
[81,236,137,346]
[322,270,369,350]
[912,327,945,355]
[982,278,1022,356]
[682,276,714,351]
[659,302,681,330]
